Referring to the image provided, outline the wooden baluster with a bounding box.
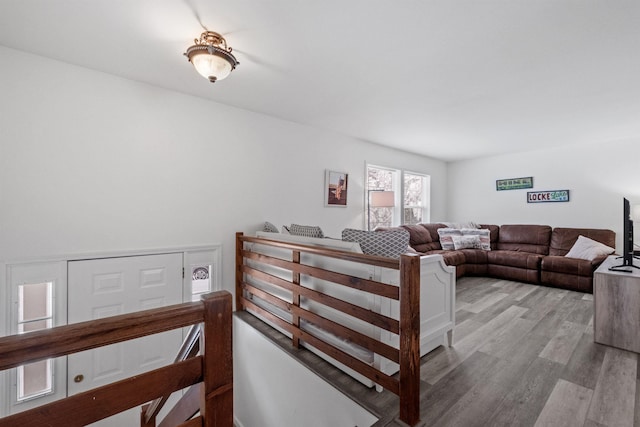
[235,232,244,312]
[292,250,301,348]
[399,254,421,426]
[200,291,233,427]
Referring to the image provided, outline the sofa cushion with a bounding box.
[549,228,616,256]
[487,250,544,269]
[540,270,594,293]
[479,224,500,250]
[541,255,597,277]
[419,223,447,251]
[427,249,466,266]
[342,228,409,258]
[565,235,615,261]
[400,224,433,246]
[377,225,435,253]
[488,263,540,284]
[496,224,552,255]
[459,249,488,264]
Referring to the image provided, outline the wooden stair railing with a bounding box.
[142,324,202,426]
[0,291,233,427]
[236,232,420,426]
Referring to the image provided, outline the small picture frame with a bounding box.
[325,170,348,207]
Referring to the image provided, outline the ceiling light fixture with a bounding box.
[184,30,239,83]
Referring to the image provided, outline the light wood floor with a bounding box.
[238,276,639,427]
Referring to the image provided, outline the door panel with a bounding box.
[67,253,183,426]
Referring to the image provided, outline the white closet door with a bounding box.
[67,253,183,426]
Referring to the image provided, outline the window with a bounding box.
[5,261,67,414]
[190,265,212,302]
[184,249,221,303]
[366,165,430,230]
[16,282,54,401]
[403,172,430,225]
[367,165,398,230]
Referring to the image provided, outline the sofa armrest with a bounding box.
[590,254,610,268]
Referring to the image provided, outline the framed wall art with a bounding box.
[325,170,348,207]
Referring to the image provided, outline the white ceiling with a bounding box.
[1,0,639,162]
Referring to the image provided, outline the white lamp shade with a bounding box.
[632,204,640,222]
[370,191,395,208]
[191,53,233,82]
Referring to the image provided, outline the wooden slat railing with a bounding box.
[235,232,420,426]
[0,291,233,427]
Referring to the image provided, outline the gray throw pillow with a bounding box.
[289,224,325,238]
[341,228,410,258]
[263,221,279,233]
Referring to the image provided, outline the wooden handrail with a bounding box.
[0,291,233,427]
[1,357,203,427]
[0,301,204,371]
[235,232,421,426]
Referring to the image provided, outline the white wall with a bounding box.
[447,140,640,251]
[0,46,447,296]
[233,316,378,427]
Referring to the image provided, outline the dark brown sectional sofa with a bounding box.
[388,223,615,293]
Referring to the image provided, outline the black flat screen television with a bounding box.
[609,197,639,272]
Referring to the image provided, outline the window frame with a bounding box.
[366,163,431,229]
[4,261,67,415]
[402,171,431,226]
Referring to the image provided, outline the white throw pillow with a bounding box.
[460,228,491,251]
[565,235,615,261]
[437,228,462,250]
[452,235,481,250]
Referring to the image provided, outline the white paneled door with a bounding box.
[67,253,184,426]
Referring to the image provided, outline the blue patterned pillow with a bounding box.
[341,228,410,258]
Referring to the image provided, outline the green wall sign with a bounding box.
[496,177,533,191]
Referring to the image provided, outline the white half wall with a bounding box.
[0,46,447,296]
[233,316,378,427]
[447,139,640,251]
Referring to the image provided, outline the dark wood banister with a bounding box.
[235,232,420,426]
[0,291,233,427]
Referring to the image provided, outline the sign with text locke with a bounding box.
[527,190,570,203]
